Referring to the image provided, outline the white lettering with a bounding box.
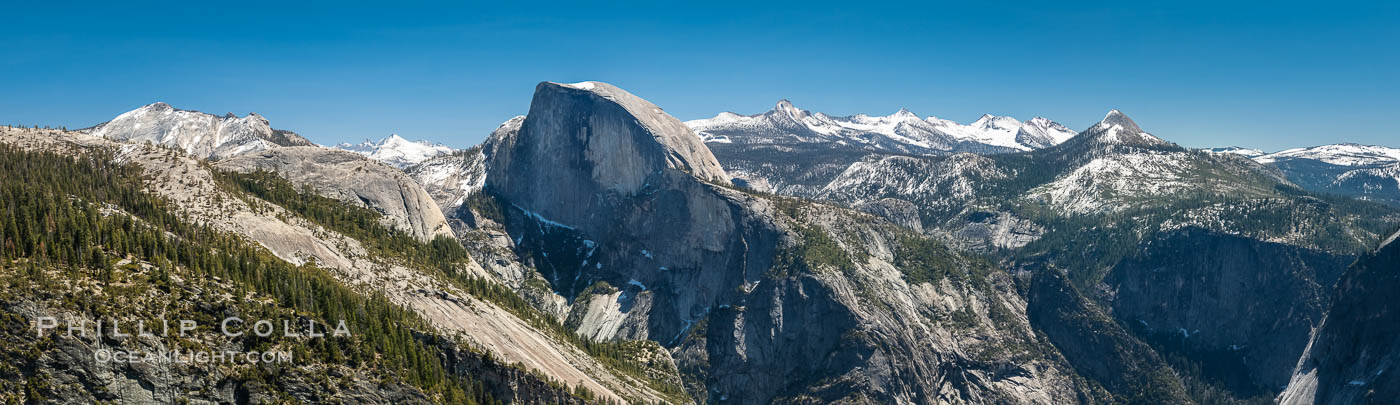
[35,317,56,337]
[222,317,243,337]
[253,320,273,337]
[333,320,351,337]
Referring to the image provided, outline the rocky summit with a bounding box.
[86,102,314,160]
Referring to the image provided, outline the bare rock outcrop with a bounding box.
[217,146,455,242]
[487,81,727,203]
[1279,229,1400,405]
[86,102,313,160]
[408,117,521,213]
[482,81,1097,404]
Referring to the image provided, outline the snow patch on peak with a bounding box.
[771,99,810,119]
[687,102,1079,152]
[1254,144,1400,166]
[1081,109,1168,147]
[89,102,308,160]
[926,114,1044,151]
[1029,151,1199,214]
[335,134,455,169]
[1017,117,1078,148]
[1204,147,1266,158]
[563,81,597,90]
[972,114,1020,129]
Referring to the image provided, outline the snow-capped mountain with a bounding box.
[1017,116,1081,149]
[1249,143,1400,205]
[1070,109,1170,148]
[685,100,1076,153]
[924,114,1079,150]
[86,102,313,160]
[1254,143,1400,166]
[406,117,522,212]
[335,134,455,169]
[1202,146,1265,158]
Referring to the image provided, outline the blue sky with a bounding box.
[2,1,1396,150]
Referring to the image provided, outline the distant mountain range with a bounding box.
[1207,143,1400,205]
[334,134,455,169]
[86,101,1400,208]
[685,99,1076,153]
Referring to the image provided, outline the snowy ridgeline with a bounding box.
[334,134,455,169]
[685,100,1076,152]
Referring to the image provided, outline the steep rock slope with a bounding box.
[1280,229,1400,405]
[85,102,313,160]
[1106,228,1351,394]
[479,81,1103,404]
[408,117,522,214]
[484,80,758,337]
[1027,269,1192,404]
[216,146,456,242]
[490,81,728,196]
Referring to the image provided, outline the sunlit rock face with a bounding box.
[88,102,313,160]
[217,146,455,242]
[480,81,1097,404]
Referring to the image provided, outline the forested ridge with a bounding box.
[0,143,597,404]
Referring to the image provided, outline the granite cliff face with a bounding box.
[1107,228,1351,394]
[474,81,1101,404]
[483,80,757,341]
[1280,230,1400,405]
[487,81,726,198]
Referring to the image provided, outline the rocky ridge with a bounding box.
[85,102,313,160]
[686,100,1076,153]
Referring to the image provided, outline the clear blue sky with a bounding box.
[2,1,1396,150]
